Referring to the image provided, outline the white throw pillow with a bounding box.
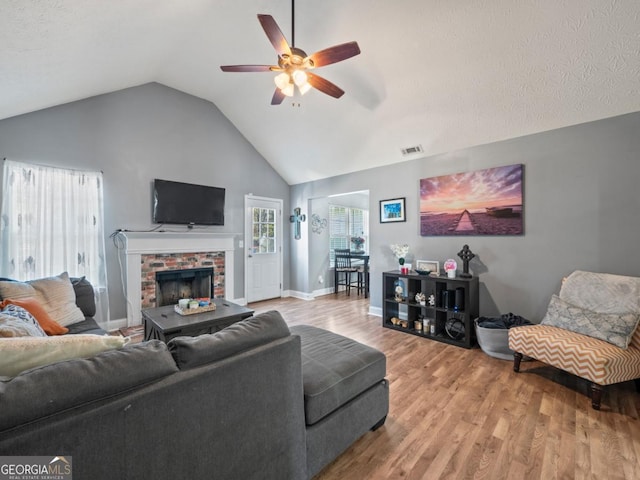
[0,272,85,326]
[0,304,47,338]
[542,294,640,349]
[0,335,129,377]
[559,270,640,315]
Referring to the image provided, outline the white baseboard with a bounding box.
[285,290,315,301]
[368,306,382,317]
[312,287,335,297]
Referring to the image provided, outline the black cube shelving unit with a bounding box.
[382,270,479,348]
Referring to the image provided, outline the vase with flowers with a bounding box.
[390,243,410,271]
[351,236,365,253]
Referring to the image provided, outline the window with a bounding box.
[252,207,276,254]
[329,204,369,265]
[0,160,109,325]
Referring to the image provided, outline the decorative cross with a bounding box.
[457,244,476,278]
[290,207,306,240]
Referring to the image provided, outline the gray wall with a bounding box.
[291,112,640,321]
[0,83,291,320]
[2,82,639,323]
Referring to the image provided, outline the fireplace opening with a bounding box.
[155,267,213,307]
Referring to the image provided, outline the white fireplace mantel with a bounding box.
[121,231,238,326]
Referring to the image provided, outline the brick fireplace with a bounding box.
[142,254,224,308]
[122,232,236,326]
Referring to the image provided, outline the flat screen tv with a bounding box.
[153,179,225,226]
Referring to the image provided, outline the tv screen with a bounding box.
[153,179,225,226]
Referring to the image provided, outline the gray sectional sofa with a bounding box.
[0,306,388,479]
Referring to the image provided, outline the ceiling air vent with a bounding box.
[401,145,423,156]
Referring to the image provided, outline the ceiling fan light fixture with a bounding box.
[298,82,312,95]
[220,1,361,104]
[292,70,311,95]
[292,70,307,86]
[281,83,295,97]
[274,72,291,90]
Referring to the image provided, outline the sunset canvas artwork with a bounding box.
[420,164,523,236]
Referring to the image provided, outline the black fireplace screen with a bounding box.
[155,267,213,307]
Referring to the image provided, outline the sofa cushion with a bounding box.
[541,294,640,349]
[167,310,290,370]
[290,325,387,426]
[0,304,47,338]
[0,334,128,377]
[0,298,69,335]
[65,317,107,335]
[0,340,179,431]
[0,272,85,326]
[71,276,97,317]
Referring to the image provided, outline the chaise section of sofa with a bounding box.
[291,325,389,479]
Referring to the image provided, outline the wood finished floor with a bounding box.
[249,293,640,480]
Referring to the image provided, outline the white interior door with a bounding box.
[245,195,283,303]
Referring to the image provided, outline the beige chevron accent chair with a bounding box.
[509,270,640,410]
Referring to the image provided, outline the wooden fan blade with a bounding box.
[307,41,361,68]
[258,14,292,58]
[271,88,286,105]
[220,65,277,72]
[307,72,345,99]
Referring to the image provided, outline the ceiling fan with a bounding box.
[220,0,361,105]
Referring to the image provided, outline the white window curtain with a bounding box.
[0,159,110,327]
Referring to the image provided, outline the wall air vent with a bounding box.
[401,145,423,156]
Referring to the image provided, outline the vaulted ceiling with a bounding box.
[2,1,639,184]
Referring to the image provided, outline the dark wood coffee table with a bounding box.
[141,298,254,343]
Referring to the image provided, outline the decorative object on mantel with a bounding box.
[310,214,327,234]
[390,243,409,270]
[444,258,458,278]
[457,244,475,278]
[290,207,306,240]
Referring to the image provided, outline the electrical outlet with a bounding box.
[318,275,323,284]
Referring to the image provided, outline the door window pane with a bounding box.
[252,207,277,254]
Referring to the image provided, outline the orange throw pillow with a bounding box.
[0,298,69,335]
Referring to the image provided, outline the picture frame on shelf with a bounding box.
[415,260,440,275]
[379,197,406,223]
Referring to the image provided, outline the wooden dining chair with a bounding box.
[356,262,369,296]
[334,249,359,295]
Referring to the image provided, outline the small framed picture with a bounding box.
[379,197,406,223]
[416,260,440,275]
